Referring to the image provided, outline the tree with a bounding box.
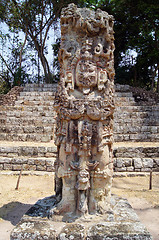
[100,0,159,91]
[0,0,86,83]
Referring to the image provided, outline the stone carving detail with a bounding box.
[52,3,115,218]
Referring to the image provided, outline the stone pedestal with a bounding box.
[10,195,152,240]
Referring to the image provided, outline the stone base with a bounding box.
[10,195,152,240]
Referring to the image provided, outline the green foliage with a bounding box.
[101,0,159,90]
[13,67,29,86]
[0,0,158,90]
[0,73,11,94]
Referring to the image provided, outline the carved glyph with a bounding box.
[52,3,115,218]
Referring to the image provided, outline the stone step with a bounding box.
[4,116,55,125]
[15,100,55,106]
[113,145,159,172]
[114,133,159,142]
[0,141,158,172]
[0,133,53,142]
[4,117,56,126]
[0,105,55,113]
[115,96,135,102]
[5,110,55,117]
[115,91,133,97]
[0,156,55,171]
[114,125,159,133]
[16,95,55,101]
[115,105,159,112]
[0,144,57,157]
[19,91,55,97]
[115,99,136,106]
[115,84,131,92]
[0,125,54,134]
[115,112,159,119]
[114,119,159,125]
[0,141,56,171]
[23,83,57,92]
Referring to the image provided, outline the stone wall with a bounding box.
[0,144,159,172]
[0,145,57,172]
[0,83,159,172]
[114,84,159,142]
[1,83,159,143]
[0,86,23,105]
[113,146,159,172]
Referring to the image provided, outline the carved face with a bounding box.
[76,60,97,88]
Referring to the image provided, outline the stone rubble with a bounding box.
[10,195,152,240]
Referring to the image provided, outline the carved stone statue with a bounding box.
[51,3,115,218]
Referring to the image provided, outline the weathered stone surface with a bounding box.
[10,195,152,240]
[51,3,115,218]
[133,158,143,169]
[142,158,153,168]
[116,158,132,168]
[4,163,12,170]
[126,166,134,172]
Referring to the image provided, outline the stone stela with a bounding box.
[50,3,115,218]
[10,5,153,240]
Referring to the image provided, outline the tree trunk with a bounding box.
[157,64,159,93]
[33,38,52,83]
[19,31,28,69]
[151,66,155,91]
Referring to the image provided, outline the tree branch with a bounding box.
[0,53,14,76]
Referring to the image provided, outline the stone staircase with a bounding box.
[114,84,159,142]
[0,84,57,172]
[0,142,57,172]
[0,84,56,142]
[0,83,159,172]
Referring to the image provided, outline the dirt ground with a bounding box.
[0,173,159,240]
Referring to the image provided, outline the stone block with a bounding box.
[47,146,57,153]
[116,158,132,168]
[116,158,123,168]
[133,158,142,169]
[3,163,12,170]
[47,166,54,172]
[151,126,158,133]
[0,157,12,164]
[11,158,28,164]
[126,166,134,172]
[37,147,47,154]
[0,164,3,170]
[124,158,132,167]
[45,152,56,157]
[134,168,141,172]
[23,164,36,171]
[36,165,47,171]
[10,195,152,240]
[20,147,38,156]
[153,158,159,166]
[153,167,159,172]
[46,159,55,167]
[114,167,127,172]
[7,153,19,157]
[141,168,151,172]
[27,158,35,165]
[12,164,22,171]
[34,158,46,166]
[113,158,117,167]
[142,158,153,168]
